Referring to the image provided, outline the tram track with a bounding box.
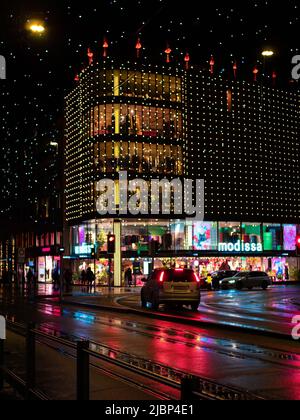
[35,302,300,371]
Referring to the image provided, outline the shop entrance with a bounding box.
[37,256,60,283]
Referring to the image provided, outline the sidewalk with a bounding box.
[2,329,162,400]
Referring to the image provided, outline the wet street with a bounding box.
[120,284,300,336]
[1,285,300,399]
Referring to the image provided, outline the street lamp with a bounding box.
[262,50,274,58]
[26,20,46,35]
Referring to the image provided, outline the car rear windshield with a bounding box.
[160,270,196,282]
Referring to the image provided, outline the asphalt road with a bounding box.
[1,285,300,400]
[119,285,300,337]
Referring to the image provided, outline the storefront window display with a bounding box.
[193,222,218,251]
[170,221,185,251]
[263,224,282,251]
[72,259,110,286]
[241,223,262,246]
[122,222,150,252]
[37,256,60,283]
[122,258,153,286]
[283,225,297,251]
[95,220,113,252]
[219,222,241,245]
[263,257,288,281]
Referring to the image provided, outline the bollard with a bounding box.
[0,339,4,391]
[77,340,90,401]
[25,323,36,399]
[181,375,197,400]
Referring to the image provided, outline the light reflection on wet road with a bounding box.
[121,285,300,336]
[1,286,300,400]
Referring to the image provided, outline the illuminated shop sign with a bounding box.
[218,241,263,253]
[74,244,93,255]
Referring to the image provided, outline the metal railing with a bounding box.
[0,319,263,401]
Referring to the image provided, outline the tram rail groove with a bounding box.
[0,318,264,401]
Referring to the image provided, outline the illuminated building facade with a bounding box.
[65,62,300,286]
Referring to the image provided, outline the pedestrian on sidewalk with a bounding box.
[80,269,87,285]
[125,267,133,287]
[86,267,95,291]
[26,269,34,285]
[64,269,73,293]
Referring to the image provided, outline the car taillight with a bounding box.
[194,273,201,288]
[194,273,200,283]
[159,272,165,283]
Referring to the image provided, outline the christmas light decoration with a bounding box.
[87,48,94,65]
[233,61,237,79]
[136,38,142,58]
[210,56,215,75]
[103,38,109,58]
[184,53,190,70]
[165,46,172,63]
[253,65,259,82]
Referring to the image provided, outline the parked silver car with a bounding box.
[220,271,271,291]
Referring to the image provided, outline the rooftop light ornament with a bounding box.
[184,53,190,70]
[136,38,142,58]
[253,65,259,82]
[87,48,94,65]
[210,56,215,75]
[233,61,238,79]
[272,71,277,87]
[165,45,172,63]
[103,38,109,58]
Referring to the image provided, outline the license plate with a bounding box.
[174,286,189,291]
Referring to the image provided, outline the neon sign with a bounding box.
[218,241,263,253]
[74,244,93,255]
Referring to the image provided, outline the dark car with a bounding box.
[210,271,238,289]
[220,271,271,290]
[141,268,201,312]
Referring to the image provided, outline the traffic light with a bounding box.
[91,246,96,258]
[107,234,116,254]
[296,236,300,256]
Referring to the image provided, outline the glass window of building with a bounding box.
[122,222,149,252]
[283,224,297,251]
[241,223,262,245]
[263,224,282,251]
[219,222,241,245]
[193,222,218,250]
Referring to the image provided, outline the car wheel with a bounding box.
[191,303,199,312]
[151,293,159,311]
[236,282,243,291]
[262,281,268,290]
[141,290,147,308]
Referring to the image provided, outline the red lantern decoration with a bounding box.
[103,38,109,58]
[184,52,190,70]
[136,38,142,58]
[74,74,79,82]
[210,56,215,75]
[233,61,237,79]
[165,46,172,63]
[87,48,94,65]
[253,65,259,82]
[272,71,277,87]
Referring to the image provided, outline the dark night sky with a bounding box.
[0,0,299,221]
